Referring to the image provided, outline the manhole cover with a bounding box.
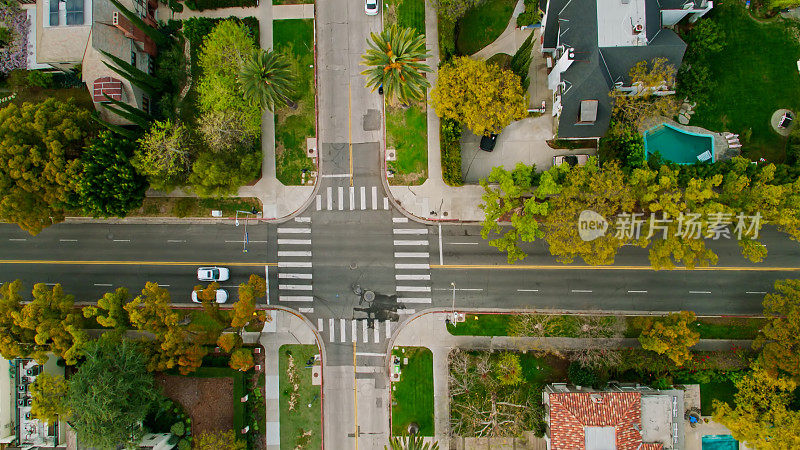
[364,290,375,302]
[349,262,358,270]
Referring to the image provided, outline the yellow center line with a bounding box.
[0,260,276,267]
[432,264,800,271]
[349,81,354,187]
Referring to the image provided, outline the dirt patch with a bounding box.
[156,374,234,435]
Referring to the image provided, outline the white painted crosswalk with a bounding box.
[316,318,400,344]
[392,218,433,305]
[277,218,314,308]
[315,184,390,211]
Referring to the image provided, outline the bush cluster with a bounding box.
[516,0,541,27]
[185,0,258,11]
[440,118,463,186]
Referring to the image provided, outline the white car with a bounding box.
[365,0,379,15]
[191,289,228,304]
[196,267,230,282]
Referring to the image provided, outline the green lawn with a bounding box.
[273,0,313,3]
[121,197,262,218]
[700,381,736,416]
[387,104,428,185]
[486,52,512,69]
[456,0,516,56]
[447,314,510,336]
[391,347,434,436]
[386,0,425,36]
[689,2,800,162]
[274,19,317,186]
[279,344,322,449]
[191,366,247,431]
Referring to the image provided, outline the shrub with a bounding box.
[438,16,456,61]
[7,68,27,90]
[441,118,463,186]
[177,438,191,450]
[651,376,672,390]
[26,70,54,88]
[172,198,195,218]
[568,362,601,388]
[170,421,185,437]
[0,26,13,47]
[494,352,523,386]
[185,0,257,11]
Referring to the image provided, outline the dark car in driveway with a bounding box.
[479,133,498,152]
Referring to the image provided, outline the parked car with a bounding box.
[197,266,230,282]
[365,0,379,15]
[479,133,498,152]
[553,154,590,167]
[191,289,228,304]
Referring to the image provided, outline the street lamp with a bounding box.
[450,281,457,325]
[235,208,259,253]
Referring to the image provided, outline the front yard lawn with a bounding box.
[385,0,425,35]
[699,380,736,416]
[688,2,800,162]
[387,104,428,185]
[456,0,516,56]
[279,344,321,449]
[391,347,434,436]
[274,19,317,186]
[447,313,510,336]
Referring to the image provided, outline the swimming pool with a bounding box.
[702,434,739,450]
[643,123,715,164]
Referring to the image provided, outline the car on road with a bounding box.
[197,266,229,282]
[553,154,590,167]
[479,133,498,152]
[365,0,379,15]
[191,289,228,304]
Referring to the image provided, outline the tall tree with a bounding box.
[610,58,679,127]
[431,57,528,136]
[30,372,70,424]
[361,25,432,104]
[231,274,266,328]
[509,32,534,91]
[0,279,34,360]
[754,279,800,378]
[99,93,153,128]
[0,99,93,234]
[198,110,257,152]
[239,48,295,112]
[83,287,131,332]
[67,336,157,449]
[187,150,261,198]
[108,0,169,47]
[100,50,162,96]
[134,120,194,191]
[636,311,699,365]
[229,348,254,371]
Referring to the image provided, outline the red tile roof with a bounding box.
[92,77,123,103]
[548,392,664,450]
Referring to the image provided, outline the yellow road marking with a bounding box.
[0,260,276,267]
[349,81,354,187]
[432,264,800,271]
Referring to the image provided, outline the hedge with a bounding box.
[440,118,463,186]
[185,0,258,11]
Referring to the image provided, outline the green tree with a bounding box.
[598,121,645,168]
[67,336,157,449]
[230,348,254,371]
[509,32,534,90]
[611,58,679,127]
[361,25,432,104]
[754,279,800,378]
[637,311,699,365]
[568,362,601,388]
[431,57,528,136]
[0,99,93,234]
[494,352,523,386]
[197,110,256,152]
[75,131,147,218]
[193,430,246,450]
[134,120,194,191]
[387,434,440,450]
[239,48,295,112]
[187,150,261,197]
[217,333,242,353]
[83,287,131,332]
[30,372,70,424]
[713,366,800,449]
[0,280,34,360]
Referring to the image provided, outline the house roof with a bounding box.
[548,392,664,450]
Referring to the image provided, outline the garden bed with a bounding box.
[279,344,321,449]
[274,19,316,186]
[391,347,434,436]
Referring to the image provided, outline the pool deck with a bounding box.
[640,116,740,163]
[682,385,751,450]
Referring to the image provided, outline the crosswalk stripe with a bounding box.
[397,308,416,314]
[384,197,389,210]
[316,195,321,210]
[385,320,391,338]
[395,263,430,270]
[351,320,357,343]
[340,319,346,343]
[299,307,314,313]
[329,318,334,341]
[394,252,430,258]
[279,284,313,291]
[392,217,408,223]
[393,228,428,235]
[371,187,378,210]
[349,186,355,211]
[373,322,379,343]
[278,239,312,245]
[278,228,311,234]
[397,286,431,292]
[327,187,332,210]
[279,295,314,302]
[396,274,430,280]
[362,320,368,343]
[294,217,311,223]
[278,251,312,257]
[394,240,428,246]
[318,318,323,331]
[278,262,312,268]
[360,186,366,210]
[338,186,344,211]
[279,273,313,279]
[397,297,432,303]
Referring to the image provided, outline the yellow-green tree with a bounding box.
[217,333,242,353]
[610,58,679,127]
[230,348,254,371]
[231,274,266,328]
[193,430,246,450]
[637,311,699,365]
[430,57,528,136]
[0,279,35,360]
[30,372,69,424]
[83,287,130,331]
[754,279,800,378]
[713,367,800,449]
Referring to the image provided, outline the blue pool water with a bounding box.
[702,434,739,450]
[643,123,715,164]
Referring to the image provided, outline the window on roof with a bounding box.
[65,0,83,25]
[49,0,59,26]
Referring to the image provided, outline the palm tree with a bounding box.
[386,434,439,450]
[361,25,432,104]
[238,49,295,112]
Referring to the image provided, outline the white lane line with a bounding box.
[628,290,648,294]
[167,239,185,243]
[278,273,313,279]
[746,291,767,294]
[438,222,443,266]
[279,284,313,291]
[278,295,314,302]
[326,187,332,210]
[294,217,311,223]
[394,240,428,246]
[398,297,432,304]
[450,242,478,245]
[371,186,378,210]
[351,320,357,343]
[355,352,384,357]
[329,318,334,341]
[384,197,389,209]
[393,217,408,223]
[299,307,314,313]
[517,289,539,292]
[113,239,131,242]
[571,289,593,293]
[385,320,391,338]
[342,319,347,343]
[396,274,430,281]
[277,228,311,234]
[397,286,432,292]
[321,173,350,178]
[373,321,379,343]
[338,186,344,211]
[278,261,312,268]
[362,320,368,343]
[316,195,322,210]
[44,283,58,285]
[225,240,268,243]
[349,186,355,211]
[8,238,27,241]
[59,239,78,242]
[397,308,416,314]
[394,252,430,258]
[360,186,366,210]
[157,284,170,287]
[278,251,312,257]
[94,283,113,287]
[690,291,712,294]
[278,239,312,245]
[395,263,430,270]
[318,318,324,332]
[393,228,428,235]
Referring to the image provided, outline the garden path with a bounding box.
[470,0,528,60]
